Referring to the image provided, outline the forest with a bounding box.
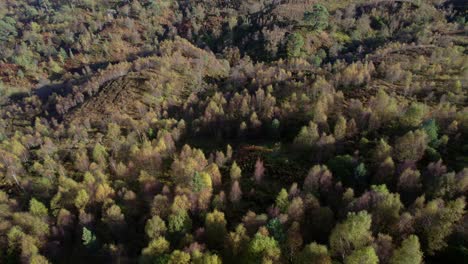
[0,0,467,263]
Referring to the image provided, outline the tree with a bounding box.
[303,4,329,31]
[286,33,305,59]
[215,151,227,167]
[145,215,167,240]
[288,197,305,222]
[373,139,392,164]
[29,198,48,218]
[294,121,319,147]
[296,242,331,264]
[205,210,227,249]
[230,162,242,181]
[95,183,114,202]
[373,157,395,185]
[230,181,242,204]
[394,130,428,162]
[74,189,90,210]
[266,218,285,243]
[168,250,190,264]
[246,232,281,264]
[92,143,108,165]
[334,115,347,140]
[0,17,18,42]
[344,246,378,264]
[370,90,399,125]
[82,227,96,248]
[193,252,222,264]
[254,159,265,183]
[275,188,289,213]
[421,119,438,147]
[354,163,367,185]
[330,211,373,260]
[102,204,125,230]
[192,171,212,193]
[270,119,280,139]
[374,234,394,264]
[304,165,333,194]
[226,224,250,259]
[168,210,192,234]
[151,195,170,218]
[415,197,465,255]
[205,163,222,188]
[227,145,233,160]
[287,221,303,261]
[30,254,50,264]
[361,185,403,234]
[140,237,170,264]
[400,102,427,128]
[171,195,191,214]
[19,234,40,262]
[397,168,422,201]
[390,235,423,264]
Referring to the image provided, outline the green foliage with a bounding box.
[286,33,305,59]
[394,130,428,162]
[7,226,24,256]
[225,224,249,260]
[246,232,281,264]
[400,102,427,128]
[368,185,403,233]
[30,254,50,264]
[74,189,89,209]
[168,211,192,234]
[48,59,63,74]
[294,121,319,147]
[417,198,466,255]
[344,246,378,264]
[13,43,37,71]
[29,198,48,218]
[373,139,392,163]
[230,162,242,181]
[148,128,155,139]
[270,119,280,138]
[330,211,372,259]
[267,218,285,243]
[390,235,423,264]
[145,216,167,240]
[205,210,227,248]
[193,252,222,264]
[82,227,96,248]
[141,237,170,263]
[275,188,289,213]
[168,250,191,264]
[0,17,18,41]
[192,172,212,192]
[354,163,367,182]
[425,147,441,162]
[421,119,439,147]
[296,242,331,264]
[303,4,329,31]
[334,115,347,140]
[92,143,108,165]
[0,1,465,263]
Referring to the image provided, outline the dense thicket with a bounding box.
[0,0,467,263]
